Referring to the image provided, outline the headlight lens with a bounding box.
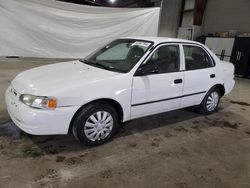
[20,94,57,109]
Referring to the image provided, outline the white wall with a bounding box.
[158,0,182,37]
[184,0,194,11]
[203,0,250,34]
[0,0,160,58]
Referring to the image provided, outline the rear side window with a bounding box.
[183,45,213,70]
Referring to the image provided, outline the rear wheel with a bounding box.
[72,102,119,146]
[198,87,221,115]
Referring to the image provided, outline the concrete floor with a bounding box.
[0,57,250,188]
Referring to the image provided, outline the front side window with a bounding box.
[183,45,214,70]
[82,39,153,73]
[143,45,180,74]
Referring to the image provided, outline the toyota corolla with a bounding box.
[5,37,235,146]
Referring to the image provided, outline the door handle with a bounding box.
[237,51,242,61]
[210,74,215,78]
[174,79,183,84]
[238,52,242,61]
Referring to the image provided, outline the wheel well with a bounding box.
[68,99,124,133]
[214,84,225,97]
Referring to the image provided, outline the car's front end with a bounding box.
[5,85,79,135]
[4,58,128,136]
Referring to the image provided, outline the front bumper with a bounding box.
[5,86,80,135]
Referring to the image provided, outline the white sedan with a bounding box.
[5,37,235,146]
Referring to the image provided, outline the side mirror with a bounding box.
[136,65,159,76]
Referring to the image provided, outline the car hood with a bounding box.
[11,60,120,95]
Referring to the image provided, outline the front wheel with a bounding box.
[72,102,119,146]
[198,87,221,115]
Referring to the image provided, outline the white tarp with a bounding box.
[0,0,160,58]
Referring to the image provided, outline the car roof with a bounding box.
[121,36,201,45]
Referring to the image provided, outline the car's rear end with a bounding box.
[219,61,235,95]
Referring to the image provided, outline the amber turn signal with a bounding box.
[47,99,57,109]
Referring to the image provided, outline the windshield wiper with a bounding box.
[80,59,112,71]
[80,59,125,73]
[94,62,113,71]
[80,59,93,65]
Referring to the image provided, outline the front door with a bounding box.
[131,44,184,119]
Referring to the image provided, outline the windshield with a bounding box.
[81,39,153,73]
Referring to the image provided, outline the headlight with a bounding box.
[20,94,57,109]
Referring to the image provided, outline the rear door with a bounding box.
[181,44,217,108]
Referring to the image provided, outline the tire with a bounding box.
[198,87,221,115]
[72,102,119,146]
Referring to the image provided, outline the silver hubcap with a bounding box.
[84,111,113,141]
[206,91,219,112]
